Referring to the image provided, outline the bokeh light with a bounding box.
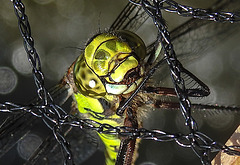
[0,67,17,94]
[17,134,42,160]
[11,43,32,75]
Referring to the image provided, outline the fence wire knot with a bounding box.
[0,0,239,165]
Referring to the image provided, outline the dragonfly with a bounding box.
[0,0,240,165]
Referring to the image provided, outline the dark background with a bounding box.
[0,0,240,164]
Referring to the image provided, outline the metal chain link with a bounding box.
[13,0,51,105]
[130,0,240,22]
[139,0,198,132]
[11,1,75,164]
[0,0,239,165]
[1,102,239,157]
[1,100,240,164]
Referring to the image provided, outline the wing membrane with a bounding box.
[110,0,149,32]
[149,0,240,86]
[0,83,95,164]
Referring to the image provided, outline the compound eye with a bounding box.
[73,55,106,97]
[116,30,146,61]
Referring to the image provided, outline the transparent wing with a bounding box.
[149,0,240,86]
[110,0,149,32]
[172,5,240,63]
[0,82,104,164]
[25,127,103,165]
[135,90,240,164]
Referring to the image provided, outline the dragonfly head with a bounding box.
[73,30,146,98]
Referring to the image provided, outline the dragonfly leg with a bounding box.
[70,101,79,116]
[142,86,177,97]
[141,86,240,112]
[116,107,139,165]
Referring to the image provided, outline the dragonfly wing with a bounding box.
[0,113,52,164]
[47,83,73,106]
[136,93,240,164]
[173,0,240,61]
[25,128,103,165]
[0,84,69,163]
[30,82,73,107]
[0,83,101,164]
[24,83,105,164]
[177,103,240,146]
[148,0,240,87]
[110,1,149,32]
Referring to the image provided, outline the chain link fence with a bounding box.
[0,0,240,164]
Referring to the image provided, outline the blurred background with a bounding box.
[0,0,240,165]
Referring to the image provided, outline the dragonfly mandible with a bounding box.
[0,0,240,165]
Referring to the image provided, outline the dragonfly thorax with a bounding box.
[73,30,146,98]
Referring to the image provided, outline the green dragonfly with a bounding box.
[0,0,240,165]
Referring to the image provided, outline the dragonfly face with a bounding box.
[73,31,146,97]
[1,0,240,165]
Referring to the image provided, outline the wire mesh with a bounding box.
[0,0,240,165]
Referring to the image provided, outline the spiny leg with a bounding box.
[142,86,240,113]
